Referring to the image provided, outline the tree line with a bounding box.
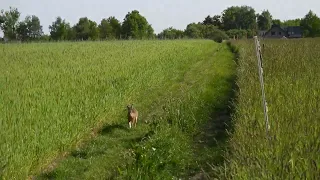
[0,9,154,42]
[169,6,320,40]
[1,6,320,42]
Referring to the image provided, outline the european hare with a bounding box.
[127,104,138,128]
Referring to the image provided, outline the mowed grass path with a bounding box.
[223,39,320,179]
[0,40,235,179]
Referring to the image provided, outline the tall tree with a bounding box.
[185,23,203,38]
[212,15,223,29]
[203,15,222,29]
[282,19,301,26]
[25,15,43,39]
[88,20,99,40]
[49,17,70,40]
[257,10,273,30]
[108,17,121,39]
[222,6,257,31]
[0,14,4,24]
[0,7,20,40]
[16,21,28,41]
[0,14,5,27]
[74,17,99,40]
[203,15,214,25]
[99,16,121,40]
[16,15,43,41]
[121,10,154,39]
[272,19,281,25]
[66,26,76,40]
[146,24,155,39]
[99,18,109,39]
[300,10,320,37]
[74,17,90,40]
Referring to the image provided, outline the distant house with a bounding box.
[261,24,303,38]
[285,26,303,38]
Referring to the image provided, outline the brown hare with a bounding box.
[127,104,138,128]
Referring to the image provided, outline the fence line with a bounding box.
[253,36,270,138]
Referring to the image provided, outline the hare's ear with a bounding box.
[131,104,134,107]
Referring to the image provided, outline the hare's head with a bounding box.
[126,104,134,111]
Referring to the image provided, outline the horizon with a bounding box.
[1,0,320,37]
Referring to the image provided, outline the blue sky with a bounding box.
[1,0,320,36]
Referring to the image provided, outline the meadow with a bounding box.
[3,37,318,179]
[222,39,320,179]
[0,40,236,179]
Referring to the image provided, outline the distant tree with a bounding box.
[222,6,257,31]
[16,21,29,41]
[39,34,50,41]
[202,25,229,42]
[246,29,255,38]
[158,27,184,39]
[185,23,228,42]
[272,19,281,25]
[74,17,90,40]
[74,17,99,40]
[0,7,20,40]
[16,15,43,41]
[212,15,223,29]
[146,24,155,39]
[203,15,214,25]
[282,19,301,26]
[185,23,203,38]
[0,13,5,30]
[121,10,154,39]
[226,29,248,39]
[257,10,273,30]
[202,15,223,29]
[99,18,109,39]
[300,10,320,37]
[88,20,99,40]
[26,15,43,39]
[99,16,121,40]
[66,25,76,40]
[49,17,70,40]
[108,17,121,39]
[0,14,4,24]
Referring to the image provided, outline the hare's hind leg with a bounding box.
[129,121,132,128]
[135,117,138,127]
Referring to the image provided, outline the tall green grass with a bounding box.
[222,39,320,179]
[0,40,234,179]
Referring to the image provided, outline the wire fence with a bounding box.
[253,36,270,139]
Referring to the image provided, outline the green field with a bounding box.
[0,40,236,179]
[223,39,320,179]
[2,38,319,179]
